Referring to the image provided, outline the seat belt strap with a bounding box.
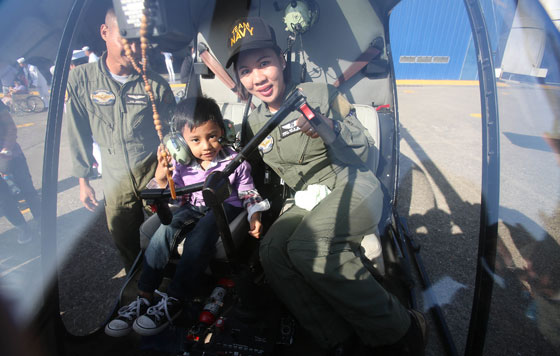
[333,42,382,88]
[198,43,249,102]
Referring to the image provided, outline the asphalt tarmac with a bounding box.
[0,82,559,355]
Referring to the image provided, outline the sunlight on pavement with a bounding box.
[0,256,40,278]
[112,268,126,279]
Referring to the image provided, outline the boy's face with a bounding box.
[182,120,224,163]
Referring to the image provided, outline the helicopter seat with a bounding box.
[349,104,384,275]
[353,104,380,173]
[219,101,248,134]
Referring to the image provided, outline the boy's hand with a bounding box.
[249,212,263,239]
[155,145,173,187]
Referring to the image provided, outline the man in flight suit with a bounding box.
[66,8,175,271]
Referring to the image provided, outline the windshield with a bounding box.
[0,0,558,355]
[480,1,560,354]
[391,0,560,354]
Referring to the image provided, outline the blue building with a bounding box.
[390,0,479,80]
[389,0,558,82]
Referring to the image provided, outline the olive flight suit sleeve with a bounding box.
[327,87,376,166]
[65,72,96,178]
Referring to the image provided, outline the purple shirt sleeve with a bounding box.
[230,160,256,193]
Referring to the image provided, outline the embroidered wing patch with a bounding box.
[91,90,116,105]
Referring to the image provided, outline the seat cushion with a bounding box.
[353,104,380,173]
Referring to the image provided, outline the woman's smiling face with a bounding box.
[236,48,286,112]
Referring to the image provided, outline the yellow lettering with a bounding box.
[230,22,255,46]
[230,27,238,46]
[238,24,246,38]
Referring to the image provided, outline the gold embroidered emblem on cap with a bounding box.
[230,22,254,47]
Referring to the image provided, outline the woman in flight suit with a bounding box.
[224,17,426,355]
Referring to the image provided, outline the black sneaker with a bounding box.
[105,296,151,337]
[133,290,183,336]
[409,309,428,349]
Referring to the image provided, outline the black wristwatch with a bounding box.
[332,120,341,136]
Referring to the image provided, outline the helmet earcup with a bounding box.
[222,119,237,145]
[163,132,193,166]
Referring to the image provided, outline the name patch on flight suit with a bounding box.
[258,135,274,154]
[125,93,149,105]
[91,90,116,105]
[279,118,301,138]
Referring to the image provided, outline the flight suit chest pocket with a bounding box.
[275,116,308,164]
[87,90,116,148]
[130,105,156,137]
[123,92,151,130]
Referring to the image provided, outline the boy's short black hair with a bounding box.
[174,96,225,134]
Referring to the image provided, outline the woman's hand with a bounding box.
[296,112,334,139]
[249,212,263,239]
[154,144,173,188]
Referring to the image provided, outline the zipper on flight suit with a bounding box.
[117,80,139,189]
[298,135,310,164]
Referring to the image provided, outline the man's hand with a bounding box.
[79,177,98,211]
[248,212,263,239]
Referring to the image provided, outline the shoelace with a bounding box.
[117,296,148,320]
[146,290,178,323]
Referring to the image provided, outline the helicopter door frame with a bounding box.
[462,0,501,355]
[38,0,89,353]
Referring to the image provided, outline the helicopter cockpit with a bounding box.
[0,0,559,355]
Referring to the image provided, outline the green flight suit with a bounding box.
[247,82,410,348]
[66,53,175,270]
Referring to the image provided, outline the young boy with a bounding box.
[105,96,269,337]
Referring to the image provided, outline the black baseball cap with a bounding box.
[226,17,281,68]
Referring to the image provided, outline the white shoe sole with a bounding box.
[104,323,132,337]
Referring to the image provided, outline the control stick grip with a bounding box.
[298,102,337,145]
[154,199,173,225]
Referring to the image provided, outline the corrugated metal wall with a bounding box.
[389,0,559,82]
[389,0,477,80]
